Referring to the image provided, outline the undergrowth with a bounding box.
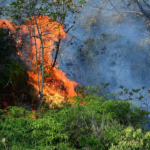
[0,83,150,150]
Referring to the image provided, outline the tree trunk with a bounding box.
[34,15,45,119]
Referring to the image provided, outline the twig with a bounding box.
[66,25,74,34]
[52,25,74,68]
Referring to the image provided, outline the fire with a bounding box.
[0,15,80,118]
[0,19,16,31]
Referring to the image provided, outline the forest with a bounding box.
[1,0,150,149]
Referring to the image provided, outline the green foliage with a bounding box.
[0,106,71,150]
[109,126,150,150]
[44,73,51,78]
[7,60,27,91]
[0,77,150,150]
[64,85,150,149]
[0,28,17,64]
[1,1,150,149]
[86,82,110,95]
[0,60,28,93]
[0,27,32,111]
[3,0,87,26]
[78,134,102,149]
[0,27,28,93]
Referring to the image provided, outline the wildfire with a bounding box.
[0,15,79,118]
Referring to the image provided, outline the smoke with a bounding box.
[58,0,150,129]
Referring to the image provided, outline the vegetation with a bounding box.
[0,27,35,110]
[1,0,87,117]
[1,0,150,150]
[0,84,150,150]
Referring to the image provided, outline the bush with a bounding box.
[0,85,150,150]
[57,93,150,149]
[109,126,150,150]
[0,106,71,150]
[0,27,32,109]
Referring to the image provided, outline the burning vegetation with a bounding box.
[0,15,81,118]
[1,1,150,149]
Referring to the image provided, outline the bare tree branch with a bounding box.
[52,25,74,68]
[107,0,124,22]
[143,0,150,10]
[135,0,150,20]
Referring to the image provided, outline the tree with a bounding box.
[1,0,86,118]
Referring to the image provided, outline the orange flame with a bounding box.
[0,15,79,118]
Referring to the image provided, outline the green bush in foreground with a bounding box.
[0,88,150,150]
[109,126,150,150]
[0,106,71,150]
[65,94,150,149]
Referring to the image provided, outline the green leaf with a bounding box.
[139,95,143,100]
[48,3,53,7]
[124,89,129,92]
[119,85,124,89]
[16,27,21,32]
[129,92,133,96]
[132,89,141,93]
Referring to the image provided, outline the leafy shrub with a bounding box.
[0,27,32,109]
[4,60,28,91]
[0,84,150,149]
[0,106,71,150]
[0,28,17,65]
[0,27,18,92]
[109,126,150,150]
[59,91,150,149]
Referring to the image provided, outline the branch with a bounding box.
[52,38,61,68]
[135,0,150,20]
[107,0,124,22]
[52,25,74,68]
[101,8,143,15]
[3,79,11,89]
[143,0,150,10]
[121,0,132,10]
[66,25,74,34]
